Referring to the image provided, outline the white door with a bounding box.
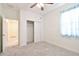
[27,21,34,44]
[7,20,18,47]
[3,18,18,52]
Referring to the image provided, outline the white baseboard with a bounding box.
[45,40,79,54]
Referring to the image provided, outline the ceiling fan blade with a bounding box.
[30,3,37,8]
[45,3,54,4]
[41,6,44,11]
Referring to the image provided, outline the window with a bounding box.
[60,6,79,37]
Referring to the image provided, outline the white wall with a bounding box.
[34,21,44,42]
[19,10,44,46]
[43,3,79,53]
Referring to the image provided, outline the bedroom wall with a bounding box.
[43,3,79,53]
[19,10,44,46]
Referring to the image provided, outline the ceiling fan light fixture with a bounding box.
[30,3,54,11]
[36,3,44,8]
[39,3,44,7]
[37,3,41,8]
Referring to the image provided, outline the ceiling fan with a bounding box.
[30,3,54,11]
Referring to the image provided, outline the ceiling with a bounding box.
[7,3,65,16]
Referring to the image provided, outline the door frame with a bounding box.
[2,17,8,52]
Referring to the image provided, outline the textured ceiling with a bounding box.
[7,3,65,16]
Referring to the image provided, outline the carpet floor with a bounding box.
[0,42,79,56]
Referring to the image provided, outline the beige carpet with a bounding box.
[0,42,79,56]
